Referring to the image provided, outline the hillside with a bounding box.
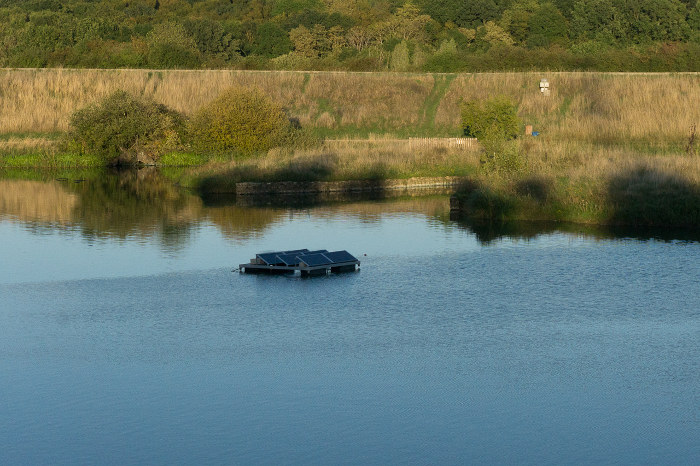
[0,1,699,71]
[1,69,699,150]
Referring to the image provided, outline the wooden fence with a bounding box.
[324,137,478,149]
[408,137,477,149]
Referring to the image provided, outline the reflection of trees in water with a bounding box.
[69,169,202,250]
[0,170,287,248]
[449,214,700,245]
[1,175,455,247]
[7,170,697,249]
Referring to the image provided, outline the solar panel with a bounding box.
[257,252,284,265]
[299,253,332,267]
[324,250,358,263]
[276,253,302,266]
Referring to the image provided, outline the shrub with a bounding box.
[68,90,185,164]
[461,96,523,174]
[188,87,294,156]
[461,95,521,140]
[479,134,523,174]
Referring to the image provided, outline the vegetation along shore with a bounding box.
[1,69,699,228]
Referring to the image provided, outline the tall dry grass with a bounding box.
[0,136,55,151]
[0,69,433,133]
[438,72,700,146]
[187,141,479,187]
[3,69,697,147]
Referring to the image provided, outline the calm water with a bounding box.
[1,171,699,464]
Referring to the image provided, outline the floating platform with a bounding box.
[239,249,360,276]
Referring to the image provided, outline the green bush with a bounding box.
[479,135,523,174]
[461,95,521,140]
[188,87,296,156]
[68,90,185,164]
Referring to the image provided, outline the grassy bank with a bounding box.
[453,140,700,228]
[2,69,699,227]
[167,142,480,194]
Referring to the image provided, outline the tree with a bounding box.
[570,0,629,44]
[146,22,201,68]
[690,2,700,34]
[271,0,324,16]
[289,24,333,57]
[622,0,690,43]
[499,0,539,45]
[252,22,292,57]
[389,2,433,41]
[389,39,410,70]
[184,18,240,59]
[418,0,500,28]
[481,21,514,47]
[527,3,568,48]
[290,24,317,57]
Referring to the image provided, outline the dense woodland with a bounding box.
[1,0,700,71]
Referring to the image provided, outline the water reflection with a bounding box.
[2,169,699,249]
[450,213,700,245]
[0,170,452,249]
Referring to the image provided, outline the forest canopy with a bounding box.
[1,0,699,71]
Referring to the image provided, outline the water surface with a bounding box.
[1,171,699,464]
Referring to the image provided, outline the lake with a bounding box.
[1,171,699,464]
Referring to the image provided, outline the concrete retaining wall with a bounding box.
[235,176,468,196]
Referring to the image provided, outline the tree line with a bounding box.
[1,0,699,71]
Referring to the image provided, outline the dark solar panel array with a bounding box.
[324,250,357,263]
[299,253,333,267]
[258,249,309,265]
[257,249,358,267]
[257,252,283,265]
[276,253,302,266]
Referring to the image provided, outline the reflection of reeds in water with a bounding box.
[204,206,286,240]
[307,196,450,222]
[0,180,78,223]
[0,173,453,241]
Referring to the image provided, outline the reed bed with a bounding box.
[2,69,697,147]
